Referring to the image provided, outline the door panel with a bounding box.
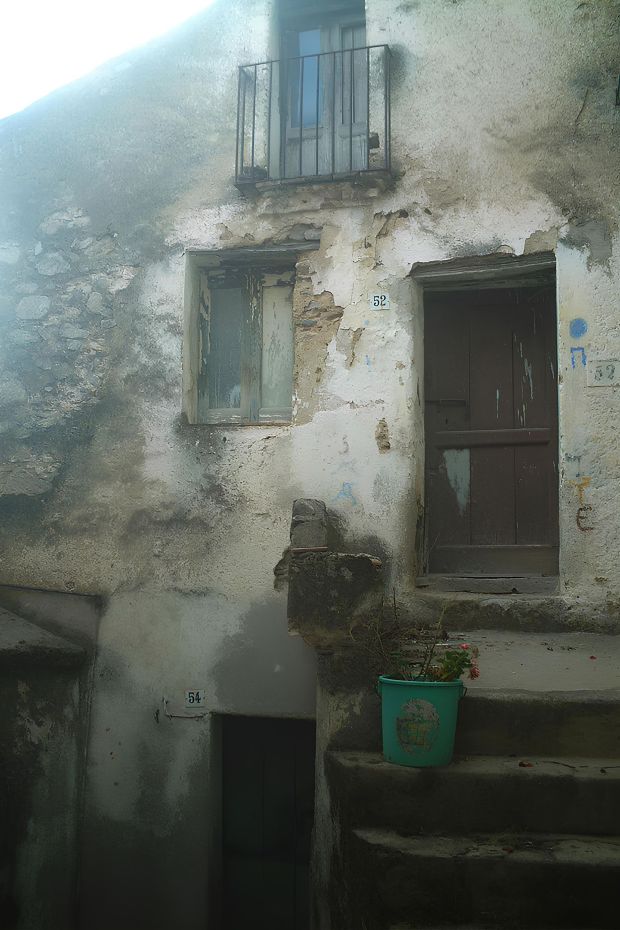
[282,19,367,177]
[470,445,515,545]
[424,287,558,576]
[469,303,514,430]
[222,716,315,930]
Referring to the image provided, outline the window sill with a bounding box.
[194,419,292,428]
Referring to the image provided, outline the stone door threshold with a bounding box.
[416,574,559,595]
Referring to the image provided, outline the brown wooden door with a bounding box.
[424,286,558,575]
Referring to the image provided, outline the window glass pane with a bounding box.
[299,28,320,56]
[341,24,366,49]
[208,287,243,409]
[340,23,367,124]
[291,29,321,128]
[261,285,293,411]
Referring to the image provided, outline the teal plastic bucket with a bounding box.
[378,676,465,767]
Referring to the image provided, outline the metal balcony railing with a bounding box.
[235,45,391,186]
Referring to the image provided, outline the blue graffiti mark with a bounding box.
[335,482,357,505]
[570,347,587,369]
[364,355,372,367]
[570,318,588,339]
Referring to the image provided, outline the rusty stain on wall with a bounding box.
[375,418,391,453]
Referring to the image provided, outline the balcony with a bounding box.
[235,45,391,187]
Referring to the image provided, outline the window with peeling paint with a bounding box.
[197,269,294,424]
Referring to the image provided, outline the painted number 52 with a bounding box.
[370,293,390,309]
[594,363,616,382]
[588,359,620,386]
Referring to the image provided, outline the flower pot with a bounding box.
[378,676,465,767]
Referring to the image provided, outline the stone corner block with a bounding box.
[290,498,329,551]
[288,550,384,649]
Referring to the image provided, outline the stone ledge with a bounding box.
[402,590,620,633]
[0,607,86,670]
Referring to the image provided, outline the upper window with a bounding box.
[184,257,294,425]
[235,1,391,186]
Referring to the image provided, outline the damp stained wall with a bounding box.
[0,0,619,926]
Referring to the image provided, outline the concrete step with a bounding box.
[329,686,620,759]
[327,751,620,836]
[349,828,620,929]
[455,690,620,757]
[388,922,615,929]
[450,631,620,692]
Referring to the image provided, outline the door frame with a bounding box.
[411,252,559,594]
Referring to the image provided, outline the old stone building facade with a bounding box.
[1,1,619,928]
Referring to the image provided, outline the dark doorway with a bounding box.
[424,284,558,577]
[222,715,315,930]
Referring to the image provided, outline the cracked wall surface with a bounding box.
[0,1,619,927]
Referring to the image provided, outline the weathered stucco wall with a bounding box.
[1,0,618,605]
[0,0,619,926]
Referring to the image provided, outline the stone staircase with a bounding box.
[284,500,620,928]
[325,688,620,930]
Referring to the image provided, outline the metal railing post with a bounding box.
[331,50,336,175]
[383,46,389,171]
[235,66,243,182]
[349,48,354,173]
[315,55,320,177]
[267,61,273,180]
[366,46,370,170]
[299,57,304,176]
[251,64,257,179]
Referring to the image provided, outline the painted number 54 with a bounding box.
[184,689,206,707]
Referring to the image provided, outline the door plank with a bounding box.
[470,445,515,545]
[431,545,559,575]
[425,301,471,549]
[469,301,514,431]
[515,444,553,545]
[222,717,315,930]
[435,428,550,447]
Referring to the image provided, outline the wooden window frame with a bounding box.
[183,247,315,427]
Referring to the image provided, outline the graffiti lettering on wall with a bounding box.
[570,346,587,369]
[576,505,594,532]
[569,476,594,532]
[335,482,357,506]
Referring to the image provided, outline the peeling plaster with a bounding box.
[375,419,391,453]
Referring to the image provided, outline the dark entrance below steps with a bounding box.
[221,715,315,930]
